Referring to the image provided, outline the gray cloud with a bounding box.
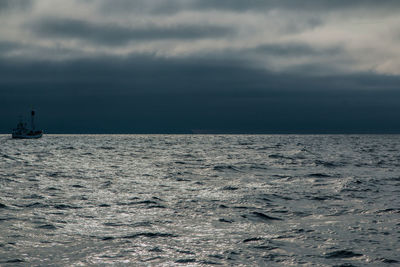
[0,0,32,12]
[31,17,234,46]
[97,0,400,15]
[0,1,400,74]
[252,43,342,57]
[0,41,21,54]
[0,0,396,74]
[98,0,185,15]
[192,0,400,11]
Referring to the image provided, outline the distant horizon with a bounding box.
[2,131,400,135]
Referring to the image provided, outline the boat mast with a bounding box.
[31,109,35,130]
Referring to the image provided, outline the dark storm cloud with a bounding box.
[1,55,400,133]
[0,41,22,54]
[31,17,234,45]
[0,0,32,12]
[98,0,400,14]
[192,0,400,11]
[252,43,342,57]
[98,0,186,15]
[2,0,398,74]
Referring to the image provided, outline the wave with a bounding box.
[175,258,196,263]
[268,154,291,160]
[243,237,263,243]
[213,165,242,172]
[1,259,25,263]
[219,218,234,223]
[222,186,239,191]
[243,212,283,221]
[54,204,81,210]
[36,224,57,230]
[22,202,48,208]
[378,258,399,264]
[98,146,115,150]
[308,173,331,178]
[324,250,363,259]
[123,232,177,239]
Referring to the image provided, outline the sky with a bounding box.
[1,0,400,133]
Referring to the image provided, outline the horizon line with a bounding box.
[2,132,400,135]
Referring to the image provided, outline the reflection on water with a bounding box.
[0,135,399,265]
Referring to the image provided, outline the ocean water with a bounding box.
[0,134,399,266]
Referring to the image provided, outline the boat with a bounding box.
[12,110,43,139]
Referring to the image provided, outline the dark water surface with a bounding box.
[0,135,399,266]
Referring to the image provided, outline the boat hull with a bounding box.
[12,132,43,139]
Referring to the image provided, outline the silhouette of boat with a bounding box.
[12,110,43,139]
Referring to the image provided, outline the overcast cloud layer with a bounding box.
[1,0,400,133]
[1,0,400,74]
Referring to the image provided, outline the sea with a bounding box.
[0,134,399,266]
